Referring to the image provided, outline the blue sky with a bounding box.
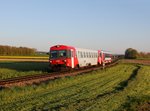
[0,0,150,54]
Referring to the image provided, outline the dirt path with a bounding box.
[122,59,150,65]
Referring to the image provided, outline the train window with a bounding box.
[80,51,81,58]
[78,51,80,58]
[86,52,88,58]
[88,52,90,58]
[95,53,97,58]
[76,52,77,58]
[80,52,82,58]
[84,52,86,58]
[81,52,83,58]
[59,50,67,57]
[83,52,84,58]
[50,50,58,59]
[79,52,81,58]
[105,54,111,58]
[71,51,73,57]
[50,50,72,59]
[76,52,78,57]
[67,50,71,58]
[76,51,78,58]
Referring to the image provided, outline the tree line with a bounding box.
[125,48,150,59]
[0,45,36,56]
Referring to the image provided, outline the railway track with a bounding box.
[0,59,119,88]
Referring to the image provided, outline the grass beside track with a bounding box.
[1,63,149,111]
[0,61,50,80]
[0,56,49,59]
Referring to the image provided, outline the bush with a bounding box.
[125,48,138,59]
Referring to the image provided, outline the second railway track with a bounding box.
[0,59,119,88]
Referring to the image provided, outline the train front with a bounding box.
[49,45,75,71]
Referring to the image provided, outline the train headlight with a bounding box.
[63,60,66,62]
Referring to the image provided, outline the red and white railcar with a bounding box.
[49,45,76,70]
[49,45,98,70]
[101,51,112,64]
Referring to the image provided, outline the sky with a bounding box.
[0,0,150,54]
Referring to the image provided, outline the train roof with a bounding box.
[75,48,97,52]
[101,50,112,54]
[50,45,75,50]
[50,45,98,52]
[50,45,113,54]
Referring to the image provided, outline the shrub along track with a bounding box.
[0,60,119,88]
[1,63,147,111]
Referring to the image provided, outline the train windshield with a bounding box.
[50,50,71,59]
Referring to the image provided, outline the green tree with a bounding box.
[125,48,138,59]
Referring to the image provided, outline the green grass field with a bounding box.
[0,56,49,59]
[0,62,50,80]
[0,63,149,111]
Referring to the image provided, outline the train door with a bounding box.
[71,49,74,68]
[101,52,105,66]
[98,50,102,65]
